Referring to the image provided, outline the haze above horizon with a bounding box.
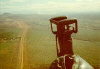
[0,0,100,14]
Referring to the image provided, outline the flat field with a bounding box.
[0,17,22,69]
[0,13,100,69]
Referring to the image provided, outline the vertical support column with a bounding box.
[57,23,73,57]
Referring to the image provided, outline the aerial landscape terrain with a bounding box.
[0,13,100,69]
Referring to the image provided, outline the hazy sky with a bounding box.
[0,0,100,14]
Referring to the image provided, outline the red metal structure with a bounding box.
[49,16,94,69]
[50,16,77,57]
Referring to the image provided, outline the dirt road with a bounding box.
[17,21,29,69]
